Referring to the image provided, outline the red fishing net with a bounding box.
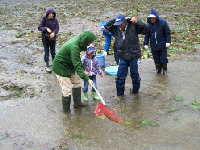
[94,102,122,123]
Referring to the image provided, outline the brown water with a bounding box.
[0,0,200,149]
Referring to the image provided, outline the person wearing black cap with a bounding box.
[104,14,149,96]
[143,9,171,75]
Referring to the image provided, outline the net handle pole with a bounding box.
[92,85,106,105]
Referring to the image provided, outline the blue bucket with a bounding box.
[105,65,119,75]
[96,54,105,67]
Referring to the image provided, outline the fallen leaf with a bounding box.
[174,95,183,101]
[124,121,132,125]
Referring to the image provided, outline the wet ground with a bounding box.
[0,0,200,149]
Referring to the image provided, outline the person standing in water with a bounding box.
[143,9,171,75]
[51,30,96,112]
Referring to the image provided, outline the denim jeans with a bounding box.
[42,41,56,62]
[116,59,141,96]
[83,75,97,93]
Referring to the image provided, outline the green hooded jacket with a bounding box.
[51,30,97,81]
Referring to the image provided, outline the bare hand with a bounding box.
[84,71,89,76]
[100,74,104,77]
[130,17,137,24]
[47,28,52,33]
[88,79,94,87]
[50,33,55,38]
[104,30,109,34]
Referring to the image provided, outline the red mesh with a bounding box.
[94,102,122,124]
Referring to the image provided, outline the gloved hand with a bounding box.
[144,45,148,50]
[166,43,170,47]
[102,50,107,57]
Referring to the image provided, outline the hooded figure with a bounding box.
[52,30,97,112]
[144,9,171,50]
[143,9,171,75]
[38,7,59,73]
[38,7,59,37]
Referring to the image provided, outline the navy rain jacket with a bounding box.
[143,9,171,50]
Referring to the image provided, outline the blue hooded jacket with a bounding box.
[100,21,115,52]
[143,9,171,50]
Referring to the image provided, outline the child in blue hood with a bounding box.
[81,44,104,100]
[38,7,59,73]
[100,21,119,65]
[143,9,171,75]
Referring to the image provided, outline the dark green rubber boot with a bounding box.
[62,96,71,112]
[72,87,87,108]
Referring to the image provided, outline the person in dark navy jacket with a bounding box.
[143,9,171,75]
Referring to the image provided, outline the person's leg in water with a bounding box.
[56,75,71,112]
[71,73,87,108]
[116,59,128,96]
[130,59,141,94]
[83,80,89,101]
[151,50,161,74]
[91,75,100,100]
[160,48,168,75]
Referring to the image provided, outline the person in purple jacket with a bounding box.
[81,44,104,100]
[38,7,59,73]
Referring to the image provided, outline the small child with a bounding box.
[81,44,104,100]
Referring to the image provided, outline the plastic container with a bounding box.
[105,65,119,75]
[96,54,105,67]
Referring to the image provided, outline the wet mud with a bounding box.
[0,0,200,150]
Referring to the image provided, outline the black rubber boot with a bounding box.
[162,64,167,75]
[72,87,87,108]
[62,96,71,112]
[155,64,162,74]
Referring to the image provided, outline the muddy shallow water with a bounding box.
[1,0,200,150]
[1,54,200,150]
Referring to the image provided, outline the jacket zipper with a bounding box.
[154,24,157,49]
[90,59,92,76]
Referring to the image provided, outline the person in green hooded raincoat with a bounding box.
[52,30,97,112]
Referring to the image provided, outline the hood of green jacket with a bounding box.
[78,30,97,51]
